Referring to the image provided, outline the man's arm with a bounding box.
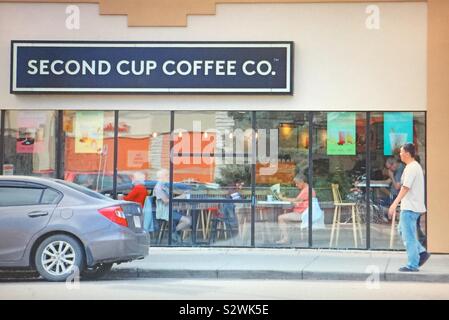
[388,186,410,218]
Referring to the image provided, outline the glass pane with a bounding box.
[0,187,43,206]
[153,201,252,247]
[3,110,56,177]
[114,111,171,203]
[41,189,61,204]
[63,111,115,191]
[173,111,253,198]
[255,111,309,247]
[312,112,367,249]
[370,112,426,250]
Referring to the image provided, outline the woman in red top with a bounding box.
[276,173,316,244]
[124,172,147,207]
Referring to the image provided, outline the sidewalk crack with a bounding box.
[383,257,391,281]
[300,255,320,280]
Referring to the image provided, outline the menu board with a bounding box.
[327,112,356,155]
[384,112,413,156]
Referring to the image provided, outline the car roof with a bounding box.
[0,176,112,203]
[0,175,56,184]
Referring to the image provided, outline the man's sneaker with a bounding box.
[419,252,431,267]
[398,266,419,272]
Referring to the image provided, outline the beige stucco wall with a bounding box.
[0,2,427,111]
[427,0,449,253]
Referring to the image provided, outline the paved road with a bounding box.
[1,278,449,300]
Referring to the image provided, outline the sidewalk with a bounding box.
[110,247,449,283]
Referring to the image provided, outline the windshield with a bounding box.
[55,180,113,201]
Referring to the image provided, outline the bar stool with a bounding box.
[329,184,363,248]
[209,215,236,245]
[157,220,168,244]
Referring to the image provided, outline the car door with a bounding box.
[0,181,60,262]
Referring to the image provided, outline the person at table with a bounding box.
[123,172,147,207]
[385,157,405,199]
[218,180,244,234]
[154,169,192,244]
[375,157,405,218]
[276,173,316,244]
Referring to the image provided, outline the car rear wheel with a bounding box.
[81,263,114,280]
[35,235,84,282]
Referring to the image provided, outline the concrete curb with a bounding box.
[104,268,449,283]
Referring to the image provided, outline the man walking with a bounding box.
[388,143,430,272]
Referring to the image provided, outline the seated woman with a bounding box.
[276,173,316,244]
[153,169,192,244]
[123,172,147,208]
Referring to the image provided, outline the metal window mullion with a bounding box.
[0,110,5,175]
[424,111,428,248]
[113,111,119,200]
[308,111,314,248]
[55,110,63,179]
[366,112,371,250]
[173,199,251,203]
[251,111,256,247]
[168,111,175,245]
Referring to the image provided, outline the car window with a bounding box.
[0,187,44,206]
[41,188,62,205]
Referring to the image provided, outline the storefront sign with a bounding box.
[11,41,293,94]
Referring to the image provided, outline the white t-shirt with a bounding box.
[400,160,426,213]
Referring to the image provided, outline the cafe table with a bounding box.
[238,200,293,243]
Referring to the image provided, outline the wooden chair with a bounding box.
[329,184,363,248]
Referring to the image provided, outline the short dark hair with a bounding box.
[402,143,416,158]
[293,173,306,183]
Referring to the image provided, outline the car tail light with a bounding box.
[98,206,128,228]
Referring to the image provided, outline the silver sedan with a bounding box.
[0,176,149,281]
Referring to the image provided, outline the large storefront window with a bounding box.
[312,112,367,249]
[170,111,253,246]
[62,111,115,192]
[116,110,171,191]
[0,110,427,250]
[369,112,427,249]
[255,112,309,247]
[116,111,171,246]
[3,110,56,177]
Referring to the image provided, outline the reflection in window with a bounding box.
[3,110,56,177]
[370,112,426,250]
[173,111,253,197]
[63,111,115,192]
[170,111,253,247]
[312,112,367,249]
[255,112,310,247]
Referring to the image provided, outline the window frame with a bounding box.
[0,180,63,207]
